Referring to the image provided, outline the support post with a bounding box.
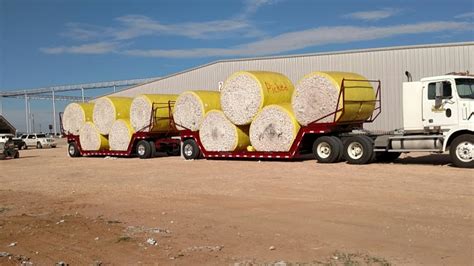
[81,88,85,102]
[52,90,57,135]
[25,93,29,133]
[113,85,116,92]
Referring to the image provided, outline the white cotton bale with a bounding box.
[93,97,133,135]
[249,103,300,152]
[62,103,94,135]
[173,91,220,131]
[292,71,376,125]
[109,119,135,151]
[79,122,109,151]
[199,110,249,152]
[130,94,178,132]
[220,71,294,125]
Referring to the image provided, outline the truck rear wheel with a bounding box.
[344,135,375,164]
[68,142,81,157]
[137,140,152,159]
[182,139,200,160]
[312,136,343,163]
[450,134,473,168]
[36,142,42,149]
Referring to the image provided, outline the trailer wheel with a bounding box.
[148,140,156,158]
[375,152,401,162]
[450,134,473,168]
[344,135,375,164]
[182,139,200,160]
[67,142,81,157]
[313,136,343,163]
[137,140,152,159]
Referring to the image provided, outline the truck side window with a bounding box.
[428,83,436,99]
[442,81,452,98]
[427,81,452,100]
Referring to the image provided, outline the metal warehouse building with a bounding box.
[111,42,474,131]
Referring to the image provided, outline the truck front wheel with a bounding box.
[450,134,473,168]
[343,135,375,164]
[312,136,343,163]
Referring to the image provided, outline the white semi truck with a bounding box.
[359,72,473,168]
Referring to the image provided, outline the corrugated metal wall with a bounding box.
[112,42,474,131]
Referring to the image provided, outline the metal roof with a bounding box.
[116,42,474,93]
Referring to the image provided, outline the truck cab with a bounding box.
[392,74,474,167]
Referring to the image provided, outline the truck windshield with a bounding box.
[455,78,474,99]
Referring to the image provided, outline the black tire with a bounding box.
[449,134,474,168]
[68,142,81,157]
[148,140,156,158]
[23,144,28,150]
[343,135,375,164]
[182,139,200,160]
[36,142,42,149]
[375,152,401,162]
[136,140,152,159]
[312,136,343,163]
[13,151,19,159]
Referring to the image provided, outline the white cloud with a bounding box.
[240,0,279,18]
[344,8,401,21]
[455,12,474,19]
[40,42,120,55]
[123,21,470,58]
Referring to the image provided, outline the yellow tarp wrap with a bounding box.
[105,97,133,119]
[231,71,294,107]
[139,94,178,131]
[80,122,109,150]
[303,71,376,122]
[77,103,94,122]
[187,90,221,115]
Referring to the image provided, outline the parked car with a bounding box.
[0,134,27,150]
[20,133,57,148]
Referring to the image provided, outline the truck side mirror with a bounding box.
[435,82,443,109]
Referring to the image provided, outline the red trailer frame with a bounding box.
[178,78,381,160]
[63,101,180,157]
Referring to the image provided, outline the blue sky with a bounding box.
[1,0,473,132]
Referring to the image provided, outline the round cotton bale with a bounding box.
[130,94,178,132]
[249,103,300,152]
[62,102,94,135]
[199,110,250,152]
[109,119,135,151]
[93,97,133,135]
[292,71,376,125]
[79,122,109,151]
[173,91,220,131]
[220,71,294,126]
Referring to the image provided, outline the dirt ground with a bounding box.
[0,140,472,265]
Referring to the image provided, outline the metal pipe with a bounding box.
[28,99,32,132]
[25,93,29,133]
[52,90,57,135]
[81,88,85,102]
[113,85,116,92]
